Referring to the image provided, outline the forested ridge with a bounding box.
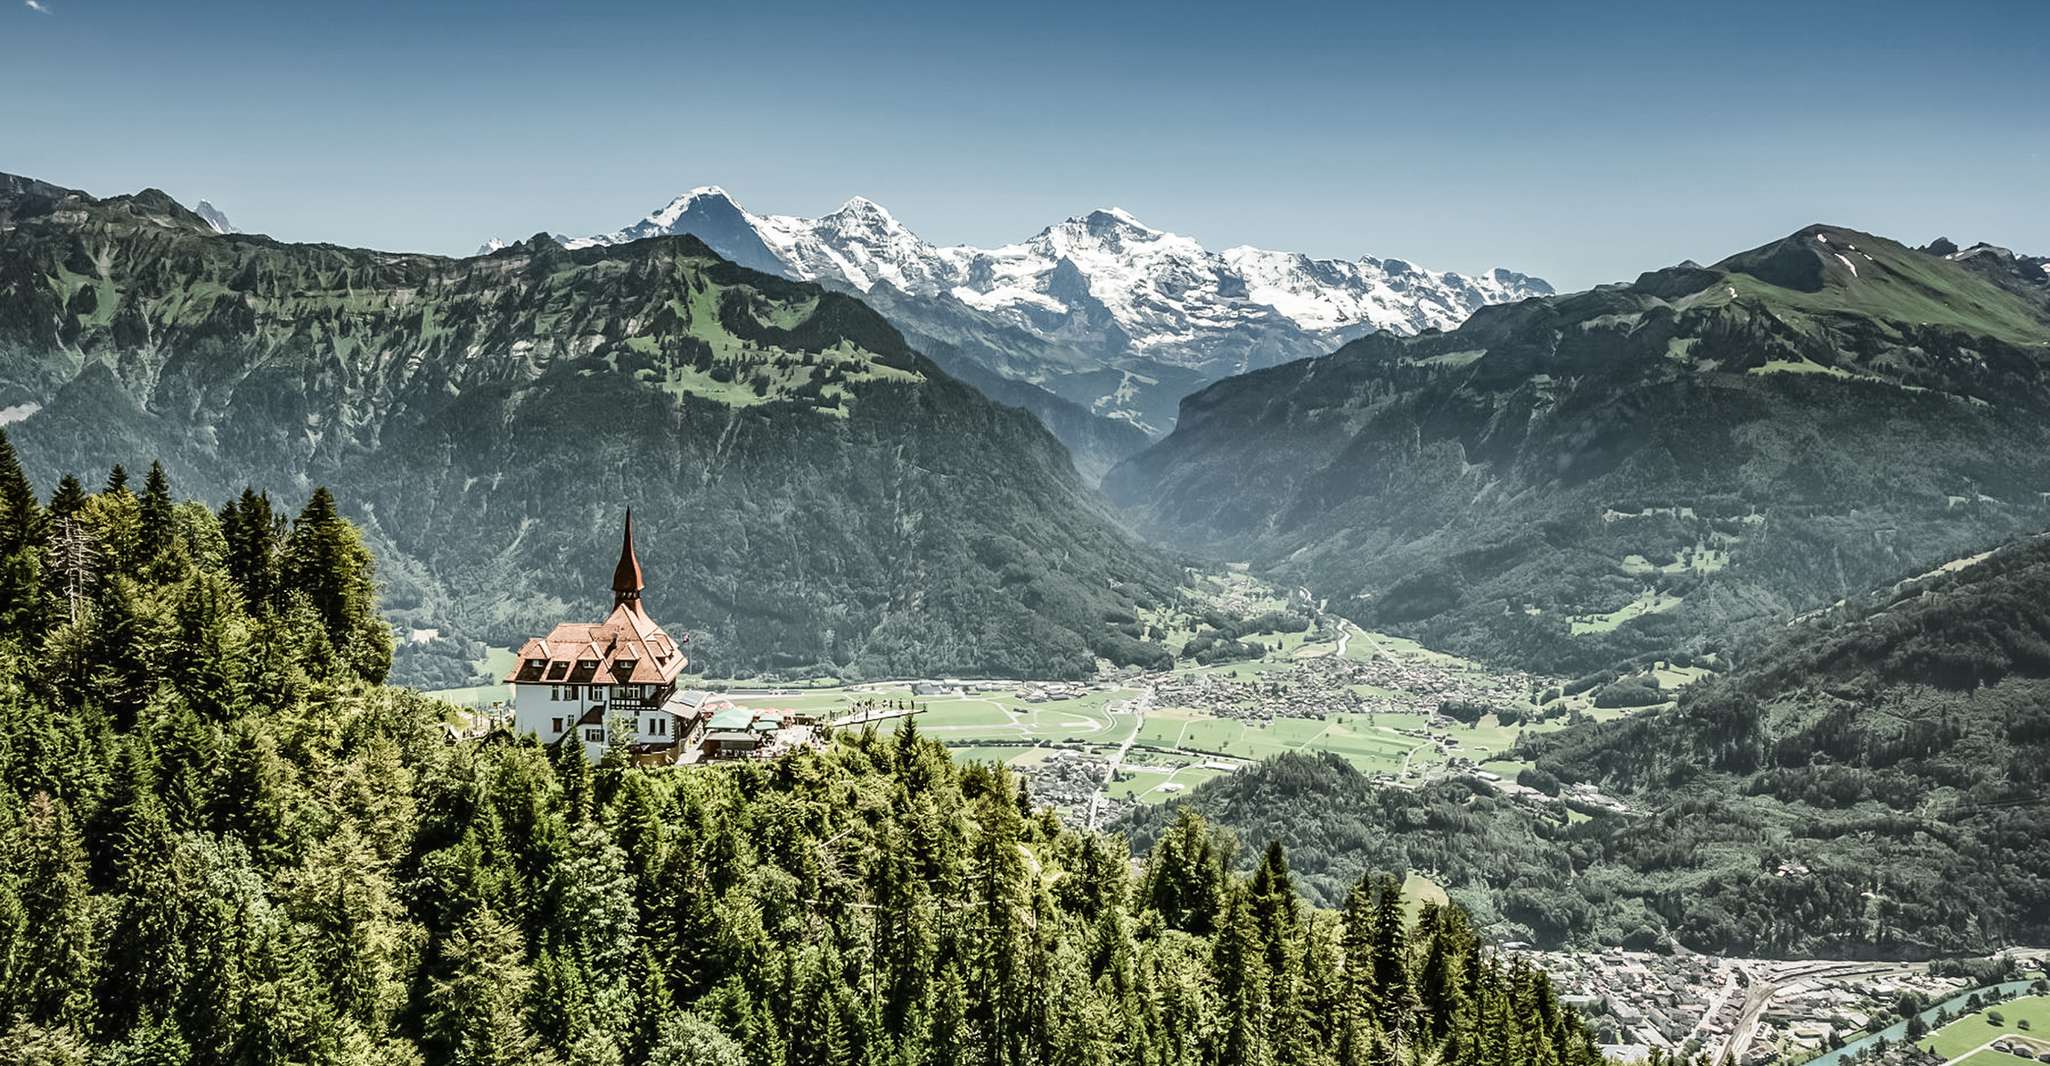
[1131,534,2050,958]
[0,436,1607,1065]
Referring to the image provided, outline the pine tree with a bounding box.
[647,1011,744,1066]
[0,430,45,639]
[278,488,391,683]
[425,907,554,1066]
[1141,807,1226,935]
[0,429,45,555]
[7,795,96,1033]
[1368,874,1411,1033]
[137,461,174,565]
[219,488,278,611]
[1212,884,1273,1066]
[46,474,87,522]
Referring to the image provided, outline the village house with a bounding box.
[505,513,703,762]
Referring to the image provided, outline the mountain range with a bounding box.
[485,186,1552,466]
[0,172,1180,680]
[1106,224,2050,674]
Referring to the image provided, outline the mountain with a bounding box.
[0,172,1181,680]
[511,187,1552,441]
[1106,224,2050,674]
[1516,531,2050,954]
[192,198,236,234]
[1931,235,2050,314]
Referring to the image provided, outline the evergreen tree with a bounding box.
[0,429,45,555]
[279,488,392,683]
[647,1011,744,1066]
[7,795,96,1033]
[0,430,45,639]
[137,461,174,566]
[425,907,553,1066]
[1213,884,1273,1066]
[219,488,278,611]
[46,475,87,522]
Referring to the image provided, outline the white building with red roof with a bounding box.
[505,512,702,761]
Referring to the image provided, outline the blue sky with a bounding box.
[4,0,2044,291]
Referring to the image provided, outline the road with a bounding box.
[1716,978,1776,1066]
[1087,685,1153,830]
[1686,964,1741,1051]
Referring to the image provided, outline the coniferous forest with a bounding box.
[0,429,1606,1065]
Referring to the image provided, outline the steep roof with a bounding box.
[508,602,689,685]
[508,512,689,686]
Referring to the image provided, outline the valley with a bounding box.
[10,7,2046,1066]
[425,569,1652,828]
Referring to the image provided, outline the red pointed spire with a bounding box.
[612,510,644,612]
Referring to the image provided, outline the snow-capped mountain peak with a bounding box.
[193,199,236,235]
[646,186,738,229]
[497,187,1552,429]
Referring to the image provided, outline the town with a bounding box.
[1516,946,2050,1066]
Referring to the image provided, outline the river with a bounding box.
[1800,980,2041,1066]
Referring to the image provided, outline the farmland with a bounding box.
[421,568,1697,823]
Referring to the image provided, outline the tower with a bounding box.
[613,509,645,613]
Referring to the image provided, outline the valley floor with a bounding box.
[422,606,1651,825]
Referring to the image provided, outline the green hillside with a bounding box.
[1106,224,2050,675]
[0,173,1179,680]
[1128,533,2050,957]
[1517,532,2050,954]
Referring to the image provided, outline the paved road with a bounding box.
[1087,686,1153,830]
[1717,979,1776,1066]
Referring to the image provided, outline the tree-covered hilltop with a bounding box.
[1518,532,2050,956]
[0,452,1605,1066]
[1129,534,2050,958]
[0,173,1180,682]
[1105,225,2050,676]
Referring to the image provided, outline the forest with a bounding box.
[0,431,1607,1065]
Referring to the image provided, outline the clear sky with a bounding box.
[4,0,2044,291]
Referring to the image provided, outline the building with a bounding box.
[505,513,699,762]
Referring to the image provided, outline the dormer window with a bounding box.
[546,662,569,681]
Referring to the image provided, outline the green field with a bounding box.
[420,646,519,708]
[1919,995,2050,1062]
[418,604,1681,807]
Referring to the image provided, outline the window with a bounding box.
[551,717,563,733]
[585,728,605,743]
